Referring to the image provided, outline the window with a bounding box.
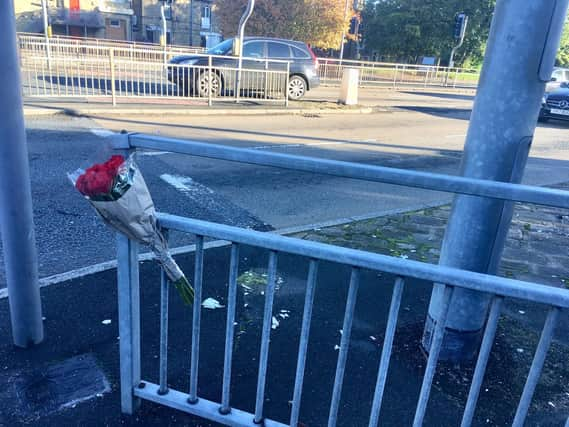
[243,41,265,58]
[292,46,310,58]
[202,5,211,19]
[109,19,121,28]
[268,42,291,58]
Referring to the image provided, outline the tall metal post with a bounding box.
[41,0,52,70]
[235,0,255,103]
[422,0,569,361]
[160,4,167,65]
[0,1,44,347]
[338,0,350,62]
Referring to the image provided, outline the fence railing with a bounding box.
[318,57,480,89]
[112,132,568,427]
[20,47,291,106]
[18,33,480,95]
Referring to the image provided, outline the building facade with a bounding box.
[15,0,134,40]
[14,1,220,47]
[132,0,221,47]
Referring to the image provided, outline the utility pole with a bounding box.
[235,0,255,103]
[160,2,167,64]
[189,0,194,46]
[422,0,569,362]
[1,0,44,347]
[338,0,350,62]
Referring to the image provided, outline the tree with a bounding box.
[362,0,495,67]
[557,18,569,67]
[213,0,352,49]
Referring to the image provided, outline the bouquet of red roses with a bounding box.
[69,154,194,305]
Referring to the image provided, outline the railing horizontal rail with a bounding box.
[156,213,569,308]
[135,382,288,427]
[130,134,569,209]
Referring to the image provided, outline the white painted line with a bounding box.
[160,173,214,198]
[445,133,466,138]
[139,151,169,156]
[90,128,115,138]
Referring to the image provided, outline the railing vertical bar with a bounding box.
[412,285,454,427]
[220,243,240,414]
[512,306,560,426]
[460,296,503,427]
[368,276,406,427]
[253,251,279,424]
[158,266,170,395]
[289,259,319,427]
[188,235,205,403]
[116,233,141,414]
[327,267,361,427]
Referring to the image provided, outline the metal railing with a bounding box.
[113,132,569,427]
[318,57,480,89]
[18,33,480,94]
[20,45,291,106]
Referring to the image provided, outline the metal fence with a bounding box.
[318,58,480,89]
[112,132,569,427]
[20,44,290,106]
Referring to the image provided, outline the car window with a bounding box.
[243,41,265,58]
[291,46,310,58]
[564,70,569,82]
[552,69,563,81]
[268,42,291,58]
[208,38,233,55]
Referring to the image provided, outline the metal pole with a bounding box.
[235,0,255,103]
[41,0,52,70]
[0,1,44,347]
[189,0,194,46]
[338,0,350,62]
[109,48,117,106]
[161,4,167,65]
[422,0,569,362]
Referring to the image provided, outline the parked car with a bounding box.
[539,82,569,123]
[545,67,569,92]
[167,37,320,100]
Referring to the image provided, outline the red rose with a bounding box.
[75,155,124,197]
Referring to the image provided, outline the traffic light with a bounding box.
[454,13,467,40]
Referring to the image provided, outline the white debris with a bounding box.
[272,316,280,330]
[234,322,238,326]
[102,319,112,325]
[518,310,526,315]
[399,254,409,259]
[240,283,253,291]
[202,298,225,309]
[334,345,341,351]
[516,348,524,353]
[339,329,343,335]
[244,303,249,308]
[548,401,556,408]
[372,234,377,238]
[370,336,377,341]
[42,317,46,321]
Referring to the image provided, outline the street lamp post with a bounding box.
[338,0,350,62]
[41,0,52,70]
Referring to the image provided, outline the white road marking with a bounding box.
[90,128,115,138]
[160,173,214,197]
[138,151,169,156]
[445,133,466,138]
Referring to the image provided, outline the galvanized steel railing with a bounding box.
[19,45,291,106]
[113,132,568,427]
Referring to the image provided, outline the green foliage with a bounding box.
[362,0,495,67]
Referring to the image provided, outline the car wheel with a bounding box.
[197,72,222,97]
[288,75,307,100]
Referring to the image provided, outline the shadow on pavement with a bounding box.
[401,91,476,101]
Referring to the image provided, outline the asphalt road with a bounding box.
[0,99,568,288]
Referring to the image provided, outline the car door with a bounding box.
[241,41,267,93]
[266,41,293,96]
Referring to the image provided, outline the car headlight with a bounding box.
[541,95,547,105]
